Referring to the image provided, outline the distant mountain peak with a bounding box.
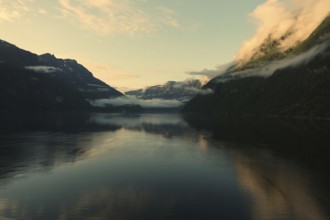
[39,53,56,58]
[126,79,203,103]
[39,53,78,65]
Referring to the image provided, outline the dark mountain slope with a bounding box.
[183,16,330,118]
[0,40,39,66]
[0,39,142,112]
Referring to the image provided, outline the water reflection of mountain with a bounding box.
[0,113,195,139]
[0,112,122,133]
[234,150,328,220]
[184,115,330,165]
[184,114,330,217]
[41,187,176,220]
[0,185,176,220]
[0,113,197,185]
[0,132,98,184]
[0,113,330,219]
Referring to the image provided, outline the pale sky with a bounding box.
[0,0,265,91]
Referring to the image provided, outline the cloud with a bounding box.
[236,0,330,62]
[25,65,62,73]
[89,97,136,108]
[189,63,234,78]
[89,114,189,128]
[89,96,184,108]
[259,42,330,75]
[126,78,212,99]
[192,0,330,83]
[0,0,180,35]
[131,97,184,108]
[215,42,330,82]
[38,8,47,15]
[169,79,214,95]
[58,0,180,35]
[188,87,214,95]
[0,0,46,22]
[0,1,28,22]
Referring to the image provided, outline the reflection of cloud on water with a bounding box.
[89,113,197,139]
[58,187,163,220]
[0,186,176,220]
[234,150,327,220]
[198,135,209,153]
[0,200,17,220]
[0,216,15,220]
[0,187,150,220]
[89,113,189,127]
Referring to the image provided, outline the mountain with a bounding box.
[233,16,330,71]
[0,39,143,112]
[182,16,330,119]
[125,80,203,111]
[237,31,294,69]
[292,16,330,54]
[126,80,202,102]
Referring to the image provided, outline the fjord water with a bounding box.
[0,113,329,220]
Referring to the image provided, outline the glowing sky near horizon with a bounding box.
[0,0,265,91]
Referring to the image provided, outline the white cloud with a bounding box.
[38,8,47,15]
[25,65,62,73]
[188,62,234,78]
[188,87,214,95]
[0,0,180,35]
[134,98,183,108]
[170,80,214,95]
[0,1,27,22]
[215,42,330,82]
[237,0,330,62]
[258,42,330,75]
[89,114,188,128]
[89,97,136,107]
[0,0,45,22]
[89,96,184,108]
[191,0,330,83]
[58,0,181,35]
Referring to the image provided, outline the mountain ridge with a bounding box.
[125,80,202,102]
[182,15,330,118]
[0,39,142,112]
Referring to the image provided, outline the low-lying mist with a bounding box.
[89,96,184,109]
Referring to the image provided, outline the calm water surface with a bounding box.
[0,113,329,220]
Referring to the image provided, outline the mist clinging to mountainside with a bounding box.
[236,0,330,62]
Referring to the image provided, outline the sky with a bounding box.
[0,0,280,91]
